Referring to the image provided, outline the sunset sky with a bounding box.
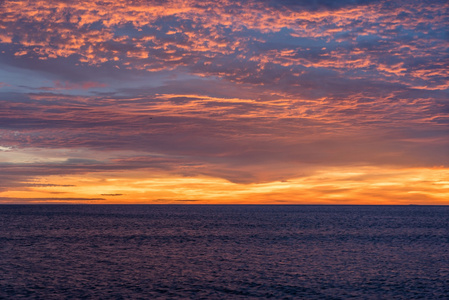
[0,0,448,204]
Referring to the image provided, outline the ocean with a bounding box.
[1,205,448,299]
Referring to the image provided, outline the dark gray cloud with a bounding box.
[0,197,105,203]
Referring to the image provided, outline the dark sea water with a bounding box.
[1,205,448,299]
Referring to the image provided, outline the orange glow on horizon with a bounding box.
[1,166,447,205]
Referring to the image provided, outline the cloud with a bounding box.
[38,80,108,91]
[0,0,447,203]
[0,0,446,92]
[0,197,105,203]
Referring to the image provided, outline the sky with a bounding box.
[0,0,448,204]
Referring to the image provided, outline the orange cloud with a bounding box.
[1,0,446,90]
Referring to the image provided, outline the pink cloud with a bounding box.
[0,82,11,88]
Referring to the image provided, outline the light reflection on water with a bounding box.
[1,205,448,299]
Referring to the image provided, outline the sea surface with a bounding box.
[1,205,448,299]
